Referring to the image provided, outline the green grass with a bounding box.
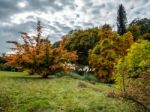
[0,71,138,112]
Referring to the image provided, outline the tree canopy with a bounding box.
[65,27,100,65]
[6,21,78,77]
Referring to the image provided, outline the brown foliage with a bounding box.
[89,26,133,82]
[126,69,150,107]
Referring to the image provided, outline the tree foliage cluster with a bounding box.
[65,28,100,65]
[0,54,19,72]
[128,18,150,41]
[88,25,133,82]
[115,40,150,110]
[6,21,78,77]
[117,4,127,35]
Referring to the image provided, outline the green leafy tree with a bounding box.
[127,24,141,40]
[128,18,150,41]
[116,40,150,78]
[130,18,150,35]
[116,40,150,110]
[65,28,100,65]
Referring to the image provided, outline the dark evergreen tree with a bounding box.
[117,4,127,35]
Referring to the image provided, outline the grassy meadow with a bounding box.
[0,71,139,112]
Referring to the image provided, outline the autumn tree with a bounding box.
[6,21,78,77]
[117,4,127,35]
[45,36,78,77]
[88,25,119,82]
[89,24,133,83]
[7,21,45,74]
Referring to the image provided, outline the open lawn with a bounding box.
[0,71,138,112]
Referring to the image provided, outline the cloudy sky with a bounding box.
[0,0,150,53]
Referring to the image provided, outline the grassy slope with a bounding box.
[0,71,138,112]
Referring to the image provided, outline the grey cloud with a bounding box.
[81,22,94,28]
[90,7,101,15]
[0,0,21,21]
[0,0,75,21]
[26,0,75,12]
[48,25,60,32]
[53,22,72,33]
[0,0,150,53]
[0,21,37,53]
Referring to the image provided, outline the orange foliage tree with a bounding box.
[88,24,133,82]
[6,21,78,77]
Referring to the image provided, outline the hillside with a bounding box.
[0,71,138,112]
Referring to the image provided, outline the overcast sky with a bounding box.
[0,0,150,53]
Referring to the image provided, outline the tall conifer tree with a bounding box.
[117,4,127,35]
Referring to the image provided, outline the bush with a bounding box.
[67,71,84,80]
[54,71,66,77]
[53,71,99,83]
[0,56,6,64]
[53,71,82,79]
[84,73,99,82]
[0,64,18,72]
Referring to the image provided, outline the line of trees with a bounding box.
[2,4,150,110]
[3,4,150,80]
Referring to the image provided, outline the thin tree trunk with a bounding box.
[122,53,126,97]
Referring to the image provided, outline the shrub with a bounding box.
[0,56,6,64]
[67,71,84,80]
[84,73,99,82]
[54,71,66,77]
[0,64,18,72]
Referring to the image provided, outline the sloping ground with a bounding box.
[0,71,138,112]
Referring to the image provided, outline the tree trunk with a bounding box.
[29,69,34,75]
[121,54,126,97]
[42,71,49,78]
